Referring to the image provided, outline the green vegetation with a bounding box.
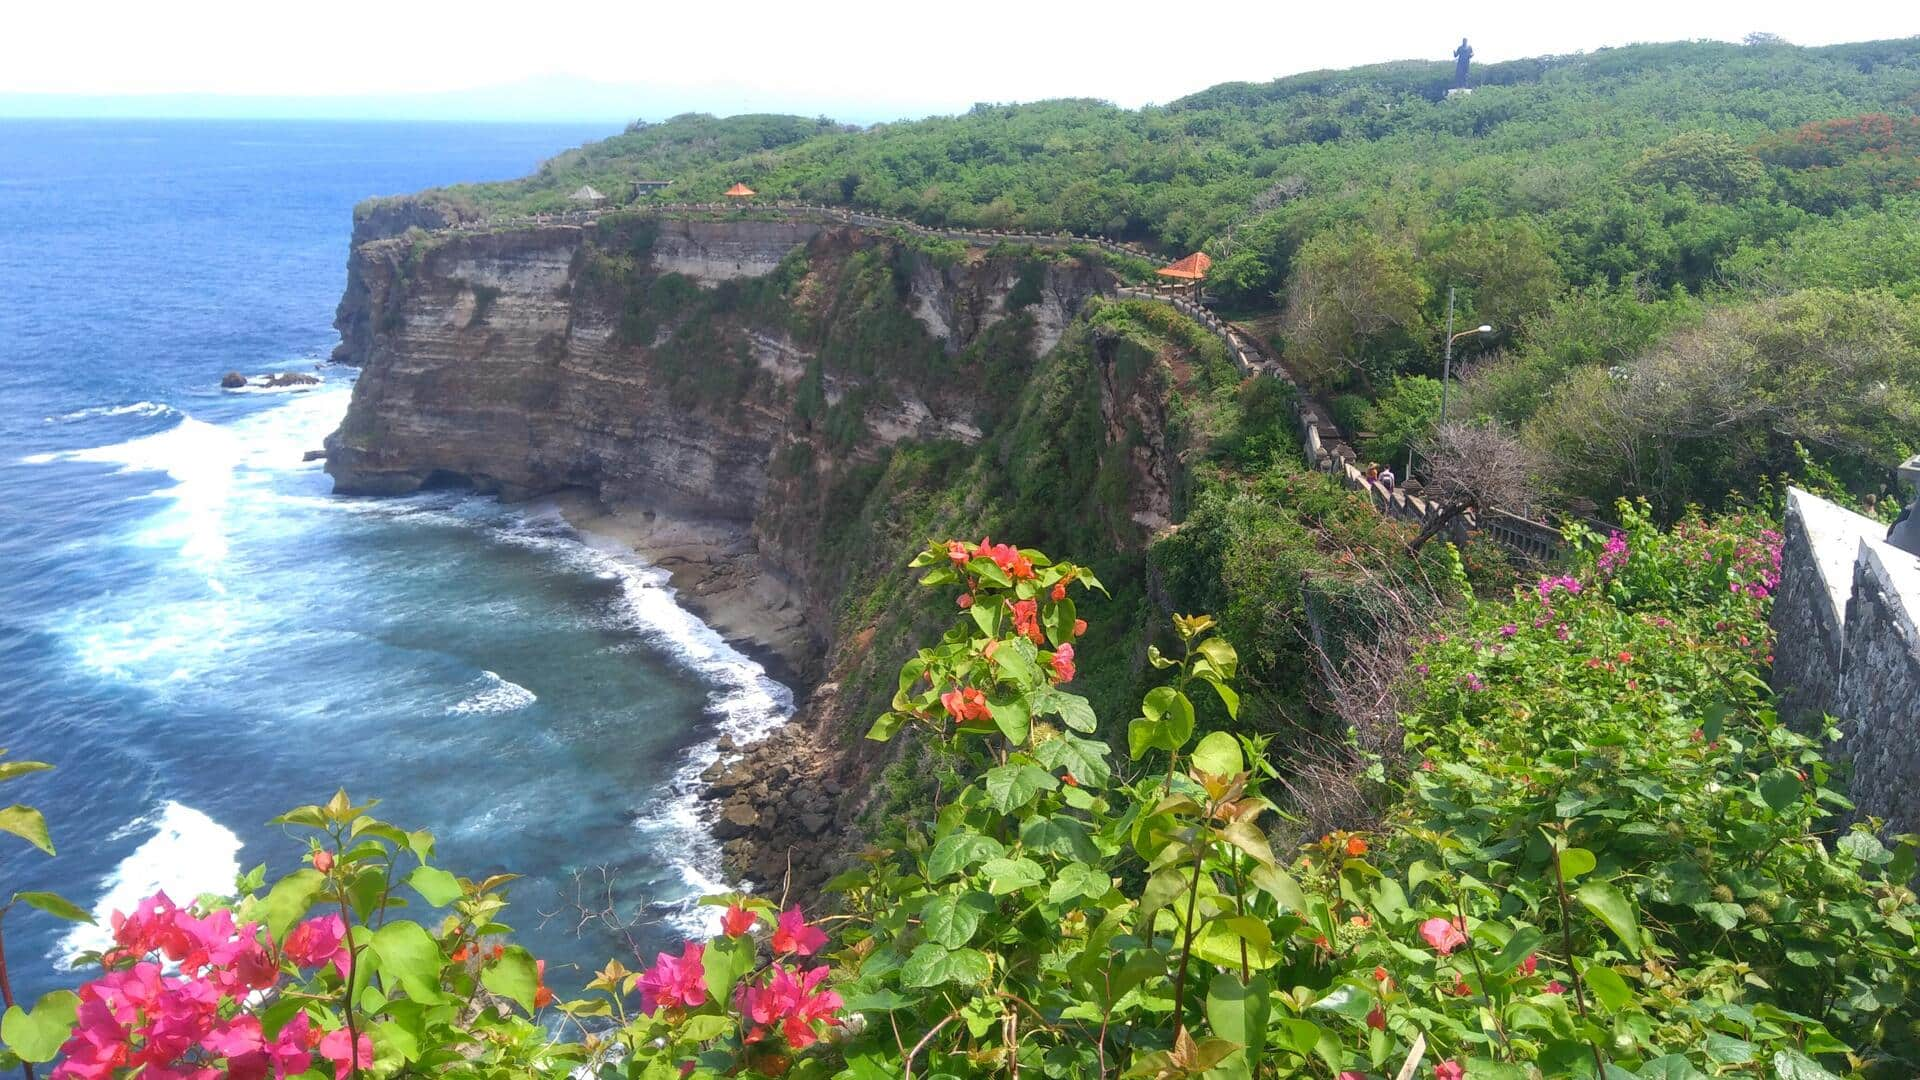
[391,36,1920,513]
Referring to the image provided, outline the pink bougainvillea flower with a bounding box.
[772,907,828,957]
[1339,1074,1368,1080]
[1050,581,1067,601]
[1008,552,1035,580]
[310,849,334,875]
[636,941,707,1015]
[316,1027,373,1080]
[1498,623,1518,637]
[1072,618,1087,637]
[1434,1061,1465,1080]
[1519,953,1538,976]
[282,914,350,981]
[1419,916,1467,955]
[1366,1005,1386,1030]
[946,540,971,565]
[1050,643,1076,684]
[721,903,757,938]
[956,592,973,609]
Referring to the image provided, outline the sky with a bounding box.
[1,0,1914,124]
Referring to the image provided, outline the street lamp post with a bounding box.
[1410,285,1493,478]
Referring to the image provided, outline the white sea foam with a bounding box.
[484,510,794,936]
[58,801,244,963]
[449,670,538,716]
[45,401,177,423]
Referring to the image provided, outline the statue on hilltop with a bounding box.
[1453,38,1473,90]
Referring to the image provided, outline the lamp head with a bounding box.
[1475,325,1493,334]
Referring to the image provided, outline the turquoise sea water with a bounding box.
[0,120,792,1002]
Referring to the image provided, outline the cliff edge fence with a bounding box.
[339,199,1572,562]
[1772,486,1920,838]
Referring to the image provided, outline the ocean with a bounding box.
[0,119,792,1003]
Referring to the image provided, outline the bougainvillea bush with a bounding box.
[5,510,1917,1078]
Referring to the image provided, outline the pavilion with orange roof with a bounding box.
[723,182,757,200]
[1155,251,1212,298]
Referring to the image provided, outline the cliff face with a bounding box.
[327,216,1108,669]
[323,212,1202,893]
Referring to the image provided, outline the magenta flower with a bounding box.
[282,914,350,980]
[772,906,829,957]
[636,941,708,1014]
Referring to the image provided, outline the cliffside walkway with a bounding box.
[424,202,1570,561]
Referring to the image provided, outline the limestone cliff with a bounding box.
[324,211,1204,893]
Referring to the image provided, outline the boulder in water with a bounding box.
[264,372,322,388]
[220,371,247,388]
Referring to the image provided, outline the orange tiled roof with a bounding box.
[1155,252,1213,280]
[724,182,757,197]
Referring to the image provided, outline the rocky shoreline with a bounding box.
[546,492,867,900]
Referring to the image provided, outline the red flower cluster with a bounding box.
[940,685,992,725]
[1011,599,1044,645]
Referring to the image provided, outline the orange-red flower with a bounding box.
[940,686,992,725]
[722,904,757,938]
[1011,599,1044,644]
[1345,835,1368,857]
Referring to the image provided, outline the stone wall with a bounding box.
[1771,488,1920,836]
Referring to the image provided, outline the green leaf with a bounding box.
[1635,1055,1708,1080]
[1048,863,1111,905]
[480,944,540,1012]
[0,805,52,856]
[1191,732,1243,776]
[981,857,1046,895]
[921,892,991,948]
[1128,718,1165,760]
[406,866,463,907]
[1247,864,1306,913]
[260,869,329,939]
[1142,686,1195,750]
[866,711,907,742]
[1194,637,1239,680]
[1575,880,1643,953]
[370,920,446,1004]
[984,763,1057,813]
[1020,815,1098,861]
[1206,972,1270,1064]
[1139,868,1188,925]
[1770,1049,1843,1079]
[1491,926,1543,975]
[900,943,991,987]
[1702,1033,1754,1065]
[1693,902,1745,930]
[990,695,1031,744]
[1034,733,1112,788]
[13,891,93,924]
[1,991,77,1063]
[1577,959,1633,1012]
[1035,688,1099,733]
[926,831,1006,881]
[1758,769,1803,812]
[702,934,756,1004]
[1837,830,1890,864]
[1558,847,1597,882]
